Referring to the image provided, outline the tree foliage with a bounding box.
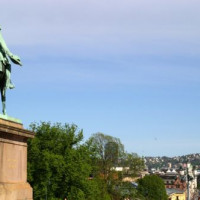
[121,153,145,177]
[137,175,168,200]
[88,133,124,160]
[27,123,147,200]
[28,122,109,200]
[87,132,145,200]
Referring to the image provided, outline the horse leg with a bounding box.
[1,87,6,115]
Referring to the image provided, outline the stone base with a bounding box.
[0,182,33,200]
[0,117,34,200]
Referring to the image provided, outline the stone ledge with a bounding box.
[0,114,22,126]
[0,123,34,139]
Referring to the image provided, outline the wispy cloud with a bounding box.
[2,0,200,47]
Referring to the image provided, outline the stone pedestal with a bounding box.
[0,118,34,200]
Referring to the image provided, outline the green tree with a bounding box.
[121,153,145,177]
[118,182,145,200]
[137,175,168,200]
[87,133,145,200]
[28,122,107,200]
[87,132,124,176]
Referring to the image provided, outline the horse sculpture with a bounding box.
[0,26,22,115]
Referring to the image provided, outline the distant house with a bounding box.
[159,174,187,190]
[166,188,186,200]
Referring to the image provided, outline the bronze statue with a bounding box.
[0,26,22,115]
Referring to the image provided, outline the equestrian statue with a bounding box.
[0,26,22,115]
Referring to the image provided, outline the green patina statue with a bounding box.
[0,26,22,115]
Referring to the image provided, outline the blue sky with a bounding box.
[1,0,200,156]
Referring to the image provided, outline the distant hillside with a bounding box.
[145,153,200,169]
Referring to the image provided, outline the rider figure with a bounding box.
[0,25,22,89]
